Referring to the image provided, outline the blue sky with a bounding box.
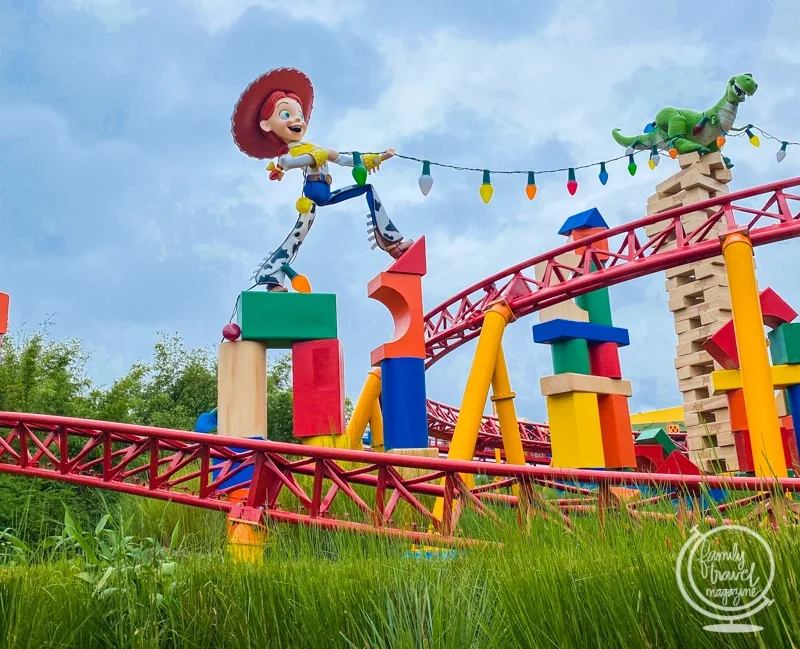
[2,0,800,422]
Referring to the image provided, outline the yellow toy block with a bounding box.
[711,364,800,394]
[546,392,605,469]
[540,373,632,397]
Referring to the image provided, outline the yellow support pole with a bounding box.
[346,369,382,450]
[490,344,526,467]
[369,399,384,452]
[721,231,787,477]
[433,302,513,521]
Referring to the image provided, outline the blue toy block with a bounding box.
[210,437,267,491]
[194,410,218,433]
[381,357,428,450]
[532,319,630,347]
[558,207,609,236]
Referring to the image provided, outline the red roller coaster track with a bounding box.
[424,177,800,448]
[0,412,798,543]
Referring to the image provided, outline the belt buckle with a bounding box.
[325,174,332,184]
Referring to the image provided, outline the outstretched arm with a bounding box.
[277,153,315,170]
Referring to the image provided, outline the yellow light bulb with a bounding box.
[648,158,656,170]
[479,183,494,204]
[750,135,760,147]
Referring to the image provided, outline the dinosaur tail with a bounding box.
[611,128,660,151]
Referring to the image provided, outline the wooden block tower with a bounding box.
[534,209,636,469]
[645,151,736,471]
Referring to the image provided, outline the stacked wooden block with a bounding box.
[645,151,735,471]
[533,208,636,470]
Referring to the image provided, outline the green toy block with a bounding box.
[635,427,678,456]
[768,323,800,365]
[551,338,591,374]
[236,291,337,347]
[575,262,613,325]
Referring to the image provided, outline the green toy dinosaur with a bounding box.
[612,73,758,169]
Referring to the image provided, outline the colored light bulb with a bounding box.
[352,152,368,185]
[625,146,635,156]
[643,122,656,134]
[649,146,660,168]
[717,132,727,148]
[566,167,578,195]
[668,146,678,159]
[418,160,433,195]
[627,154,637,176]
[598,162,608,185]
[479,169,493,204]
[692,117,707,136]
[746,128,760,147]
[777,142,788,162]
[525,171,537,200]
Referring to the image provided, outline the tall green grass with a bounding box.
[0,495,798,648]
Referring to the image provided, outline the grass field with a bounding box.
[0,487,797,649]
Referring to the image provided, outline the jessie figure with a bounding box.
[231,68,413,291]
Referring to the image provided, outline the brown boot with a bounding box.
[385,239,415,259]
[267,283,288,293]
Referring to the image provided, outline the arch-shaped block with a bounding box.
[367,272,425,366]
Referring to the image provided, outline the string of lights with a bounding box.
[343,123,797,203]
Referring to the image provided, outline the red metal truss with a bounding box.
[423,177,800,367]
[2,412,799,542]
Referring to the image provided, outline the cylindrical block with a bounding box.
[721,233,786,477]
[217,341,267,438]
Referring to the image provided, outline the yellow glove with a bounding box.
[311,148,329,168]
[363,153,382,172]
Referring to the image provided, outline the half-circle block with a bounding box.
[368,272,425,366]
[385,236,427,276]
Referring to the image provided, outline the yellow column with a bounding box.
[721,231,787,477]
[369,399,384,452]
[490,344,526,467]
[346,369,382,450]
[446,302,514,461]
[433,302,513,521]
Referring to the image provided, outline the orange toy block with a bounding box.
[597,394,636,468]
[726,388,748,431]
[570,227,610,262]
[0,292,8,335]
[368,272,426,366]
[385,236,427,276]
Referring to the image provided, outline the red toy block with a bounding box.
[570,227,610,262]
[0,292,8,335]
[597,394,636,468]
[385,236,427,276]
[291,339,345,438]
[368,271,426,365]
[733,430,754,473]
[781,425,799,470]
[781,415,794,432]
[634,444,664,472]
[589,341,622,379]
[726,388,748,431]
[760,287,797,329]
[654,450,700,476]
[702,287,798,369]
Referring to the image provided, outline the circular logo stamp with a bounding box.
[675,525,774,633]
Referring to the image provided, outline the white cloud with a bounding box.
[70,0,147,31]
[177,0,361,33]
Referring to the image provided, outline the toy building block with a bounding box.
[769,323,800,366]
[759,287,798,329]
[635,427,678,456]
[292,339,345,438]
[726,388,748,432]
[380,357,428,450]
[712,364,800,394]
[734,427,798,474]
[782,424,799,470]
[551,339,591,375]
[0,292,8,335]
[546,392,605,469]
[385,236,427,276]
[589,341,622,379]
[634,444,665,471]
[597,394,636,468]
[217,340,267,438]
[368,271,425,365]
[777,390,789,418]
[569,227,610,260]
[787,384,800,444]
[654,450,700,476]
[534,253,589,323]
[236,291,337,347]
[540,372,632,397]
[558,207,609,236]
[532,319,630,346]
[575,285,613,326]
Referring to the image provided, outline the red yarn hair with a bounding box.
[259,90,303,157]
